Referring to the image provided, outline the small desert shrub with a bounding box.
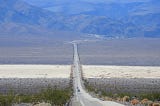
[0,91,15,106]
[39,87,72,105]
[152,103,160,106]
[0,87,72,105]
[139,93,160,101]
[131,99,139,105]
[122,96,130,102]
[84,79,160,102]
[84,80,96,92]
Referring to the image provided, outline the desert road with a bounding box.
[72,43,124,106]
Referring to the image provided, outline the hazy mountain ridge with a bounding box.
[0,0,63,28]
[23,0,160,37]
[0,0,159,38]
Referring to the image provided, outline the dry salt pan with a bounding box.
[0,65,71,78]
[83,65,160,78]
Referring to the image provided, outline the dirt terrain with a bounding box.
[0,65,71,94]
[79,38,160,66]
[83,65,160,94]
[0,41,73,64]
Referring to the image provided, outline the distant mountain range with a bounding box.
[0,0,159,38]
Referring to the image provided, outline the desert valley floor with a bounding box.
[0,65,159,94]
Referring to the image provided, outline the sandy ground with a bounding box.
[83,65,160,78]
[79,38,160,66]
[0,65,71,78]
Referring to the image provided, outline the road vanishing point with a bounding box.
[72,42,124,106]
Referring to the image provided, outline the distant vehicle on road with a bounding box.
[77,89,80,92]
[77,87,80,92]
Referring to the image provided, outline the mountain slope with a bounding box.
[23,0,160,37]
[0,0,66,29]
[0,0,148,38]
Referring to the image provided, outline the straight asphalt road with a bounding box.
[72,42,124,106]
